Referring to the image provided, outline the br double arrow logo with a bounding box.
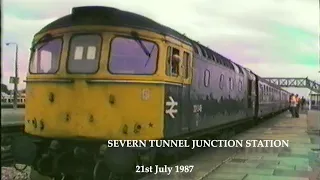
[165,96,178,118]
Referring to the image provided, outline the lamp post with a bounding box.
[5,42,19,109]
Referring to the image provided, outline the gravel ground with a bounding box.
[1,165,31,180]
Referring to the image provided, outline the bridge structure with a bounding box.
[263,77,320,93]
[263,77,320,110]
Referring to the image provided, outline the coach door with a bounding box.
[251,77,258,116]
[247,73,257,116]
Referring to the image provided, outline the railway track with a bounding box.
[1,124,25,167]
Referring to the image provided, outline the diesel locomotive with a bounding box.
[12,6,290,180]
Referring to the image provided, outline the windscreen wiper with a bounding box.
[144,45,156,67]
[130,31,151,57]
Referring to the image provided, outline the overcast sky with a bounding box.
[2,0,319,97]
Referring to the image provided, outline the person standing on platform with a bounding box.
[295,94,300,118]
[289,94,296,118]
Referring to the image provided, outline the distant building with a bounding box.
[1,92,10,98]
[1,91,26,104]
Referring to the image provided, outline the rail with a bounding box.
[1,124,25,167]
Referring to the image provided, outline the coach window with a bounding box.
[204,69,210,87]
[182,52,190,79]
[266,86,268,96]
[268,87,271,97]
[263,85,266,101]
[219,74,224,89]
[272,89,275,100]
[166,46,180,77]
[67,34,101,73]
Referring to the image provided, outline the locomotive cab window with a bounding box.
[109,36,158,74]
[166,46,180,77]
[67,34,101,73]
[29,38,62,74]
[182,52,190,79]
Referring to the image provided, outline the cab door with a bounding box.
[180,51,192,133]
[163,45,192,138]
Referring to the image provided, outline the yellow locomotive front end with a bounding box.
[25,27,165,140]
[12,6,193,179]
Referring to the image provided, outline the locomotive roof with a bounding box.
[37,6,190,44]
[37,6,238,69]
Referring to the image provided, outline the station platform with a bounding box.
[142,111,320,180]
[1,108,25,127]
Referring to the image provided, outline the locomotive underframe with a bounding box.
[12,115,264,179]
[13,135,158,179]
